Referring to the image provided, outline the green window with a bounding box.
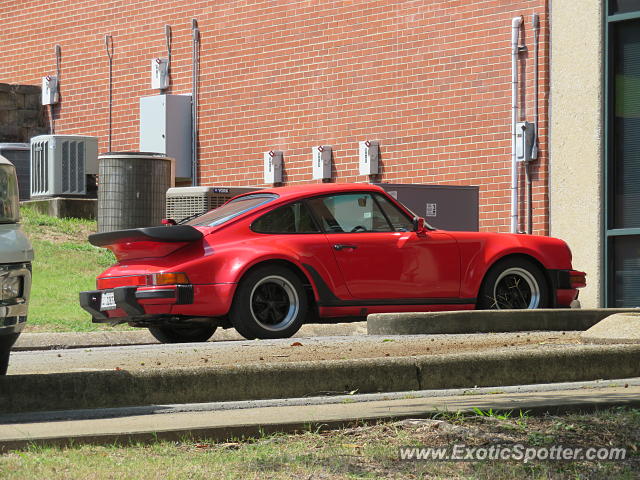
[252,202,319,234]
[606,2,640,306]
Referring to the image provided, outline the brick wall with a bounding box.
[0,0,549,233]
[0,84,47,143]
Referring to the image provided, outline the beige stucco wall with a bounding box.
[549,1,603,307]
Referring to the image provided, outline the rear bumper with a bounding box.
[79,283,235,322]
[549,269,586,307]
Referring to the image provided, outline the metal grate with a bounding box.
[30,136,89,197]
[31,140,49,196]
[98,154,172,233]
[166,186,261,222]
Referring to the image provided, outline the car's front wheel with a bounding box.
[477,257,549,309]
[148,324,217,343]
[230,265,307,340]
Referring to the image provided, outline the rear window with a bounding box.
[185,194,278,227]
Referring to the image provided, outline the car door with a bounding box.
[306,192,460,300]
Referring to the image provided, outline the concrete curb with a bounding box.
[581,313,640,344]
[3,385,640,452]
[1,344,638,414]
[367,309,640,335]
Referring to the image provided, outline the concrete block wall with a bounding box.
[0,0,549,233]
[0,84,47,143]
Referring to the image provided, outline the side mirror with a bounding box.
[413,216,426,233]
[162,218,177,226]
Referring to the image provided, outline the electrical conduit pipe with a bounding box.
[511,16,523,233]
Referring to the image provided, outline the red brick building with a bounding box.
[0,0,549,233]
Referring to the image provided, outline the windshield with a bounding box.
[0,165,19,224]
[185,193,278,227]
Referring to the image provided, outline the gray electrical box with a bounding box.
[140,94,192,180]
[516,121,536,162]
[374,183,479,231]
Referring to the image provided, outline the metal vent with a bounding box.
[165,186,262,222]
[30,135,98,197]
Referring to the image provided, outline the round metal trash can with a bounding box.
[98,152,173,233]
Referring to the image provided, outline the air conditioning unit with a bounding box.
[30,135,98,197]
[166,186,262,222]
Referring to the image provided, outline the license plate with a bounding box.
[100,291,116,311]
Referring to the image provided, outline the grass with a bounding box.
[19,206,118,332]
[0,407,638,479]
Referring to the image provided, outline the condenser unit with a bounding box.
[166,186,262,222]
[30,135,98,197]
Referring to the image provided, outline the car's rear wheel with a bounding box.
[230,265,307,340]
[148,324,217,343]
[477,257,549,309]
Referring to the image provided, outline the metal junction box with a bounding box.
[140,94,192,180]
[375,183,479,231]
[41,75,58,105]
[151,58,170,90]
[263,150,283,184]
[359,140,379,175]
[312,146,332,180]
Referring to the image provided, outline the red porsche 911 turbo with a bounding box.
[80,183,586,343]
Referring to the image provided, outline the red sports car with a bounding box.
[80,183,585,343]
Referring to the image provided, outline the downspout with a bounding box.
[105,35,114,152]
[511,16,523,233]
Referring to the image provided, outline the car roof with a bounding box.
[247,182,386,201]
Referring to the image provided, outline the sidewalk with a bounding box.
[1,379,638,451]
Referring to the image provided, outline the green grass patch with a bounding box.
[0,407,638,479]
[19,206,118,332]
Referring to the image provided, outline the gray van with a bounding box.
[0,154,33,374]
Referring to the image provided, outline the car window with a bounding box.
[374,194,414,232]
[306,193,392,233]
[252,202,320,233]
[185,194,278,227]
[0,165,19,224]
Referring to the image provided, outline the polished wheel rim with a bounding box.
[492,267,540,309]
[250,275,299,331]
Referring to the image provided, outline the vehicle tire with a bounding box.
[230,265,307,340]
[0,348,9,375]
[477,257,549,310]
[148,324,217,343]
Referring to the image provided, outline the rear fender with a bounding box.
[460,240,572,299]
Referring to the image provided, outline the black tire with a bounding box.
[0,348,9,375]
[477,257,549,310]
[148,324,217,343]
[230,265,307,340]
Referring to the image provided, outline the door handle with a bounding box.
[333,244,358,251]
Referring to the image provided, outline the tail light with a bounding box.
[97,272,190,289]
[569,270,586,289]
